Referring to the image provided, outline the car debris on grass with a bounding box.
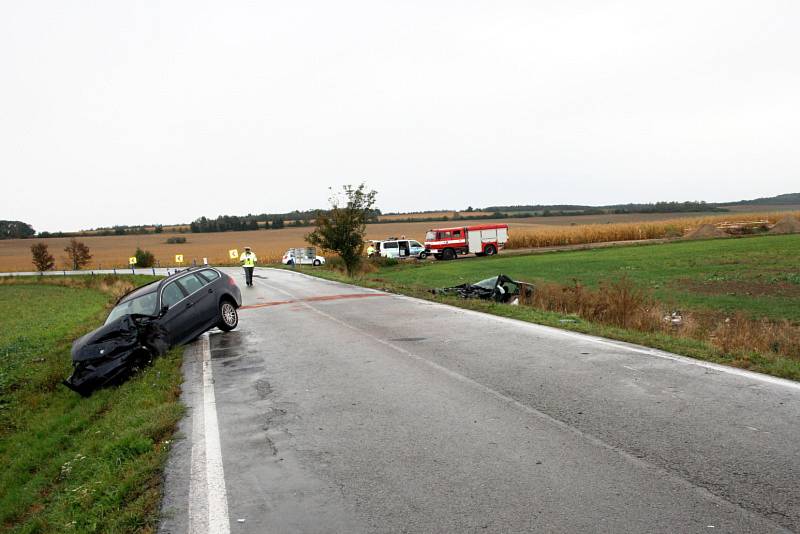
[432,274,531,304]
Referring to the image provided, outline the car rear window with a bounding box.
[177,274,205,294]
[384,241,398,249]
[198,269,220,282]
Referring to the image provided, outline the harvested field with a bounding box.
[0,221,475,271]
[3,210,798,272]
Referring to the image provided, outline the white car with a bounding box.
[282,247,326,266]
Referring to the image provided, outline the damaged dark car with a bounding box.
[433,274,523,303]
[64,267,242,396]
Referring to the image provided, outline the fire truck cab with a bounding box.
[424,224,509,260]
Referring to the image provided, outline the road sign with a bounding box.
[128,257,137,265]
[229,249,239,259]
[175,254,184,264]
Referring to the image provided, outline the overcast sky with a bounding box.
[1,1,798,232]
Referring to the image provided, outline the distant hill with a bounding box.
[718,193,800,206]
[485,194,800,214]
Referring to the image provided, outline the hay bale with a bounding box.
[769,216,800,235]
[684,224,728,240]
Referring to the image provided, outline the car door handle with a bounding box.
[208,288,214,293]
[185,302,193,308]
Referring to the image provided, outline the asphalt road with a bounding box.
[159,267,800,534]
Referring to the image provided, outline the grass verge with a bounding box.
[0,276,184,533]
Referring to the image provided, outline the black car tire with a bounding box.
[418,252,428,259]
[218,300,239,331]
[484,244,497,256]
[313,259,321,266]
[442,248,456,260]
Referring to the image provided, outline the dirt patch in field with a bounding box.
[675,278,800,298]
[683,224,728,239]
[770,216,800,234]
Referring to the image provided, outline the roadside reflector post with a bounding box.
[203,257,208,265]
[152,267,156,276]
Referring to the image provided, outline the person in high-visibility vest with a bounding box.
[240,246,257,287]
[367,244,376,257]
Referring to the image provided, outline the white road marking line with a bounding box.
[254,276,793,532]
[267,268,800,393]
[188,346,208,533]
[189,334,231,534]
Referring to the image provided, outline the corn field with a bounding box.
[506,211,800,249]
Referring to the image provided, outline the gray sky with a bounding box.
[1,1,798,232]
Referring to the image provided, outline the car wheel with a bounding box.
[442,248,456,260]
[313,259,321,266]
[418,252,427,259]
[218,300,238,331]
[484,244,497,256]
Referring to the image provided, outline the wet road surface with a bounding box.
[159,267,800,533]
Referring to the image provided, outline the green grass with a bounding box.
[0,276,184,533]
[289,234,800,380]
[368,234,800,321]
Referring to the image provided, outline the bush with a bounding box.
[134,247,156,268]
[165,236,186,244]
[369,256,399,268]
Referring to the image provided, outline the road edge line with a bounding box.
[201,333,231,534]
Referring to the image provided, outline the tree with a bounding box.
[31,242,55,271]
[134,247,156,267]
[0,220,35,239]
[271,218,284,229]
[306,183,377,276]
[64,239,92,270]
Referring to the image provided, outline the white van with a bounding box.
[373,239,426,259]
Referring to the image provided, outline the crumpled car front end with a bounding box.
[63,314,169,396]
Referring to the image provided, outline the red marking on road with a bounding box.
[240,292,387,310]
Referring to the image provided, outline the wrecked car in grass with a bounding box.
[64,267,242,396]
[432,274,527,303]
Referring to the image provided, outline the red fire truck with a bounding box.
[424,224,509,260]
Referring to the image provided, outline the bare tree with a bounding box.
[31,242,55,272]
[306,184,377,276]
[64,238,92,270]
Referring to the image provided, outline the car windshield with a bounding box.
[105,291,158,324]
[473,276,500,290]
[425,231,435,241]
